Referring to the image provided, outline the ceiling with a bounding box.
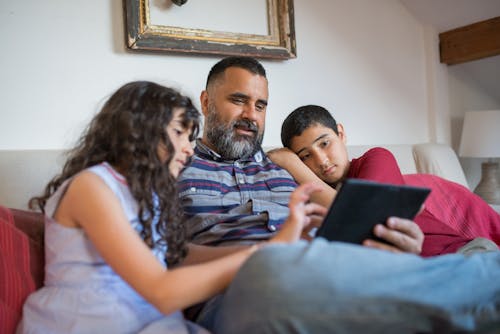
[400,0,500,32]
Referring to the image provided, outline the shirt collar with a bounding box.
[194,138,264,163]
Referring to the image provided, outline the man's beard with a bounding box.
[205,104,264,160]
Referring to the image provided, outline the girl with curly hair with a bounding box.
[18,81,324,333]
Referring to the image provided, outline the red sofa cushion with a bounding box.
[0,206,44,334]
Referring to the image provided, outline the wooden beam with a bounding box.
[439,16,500,65]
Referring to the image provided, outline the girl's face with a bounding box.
[289,123,350,185]
[158,108,195,178]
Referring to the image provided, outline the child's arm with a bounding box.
[55,172,324,315]
[267,148,336,208]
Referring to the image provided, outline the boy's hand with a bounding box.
[362,217,424,254]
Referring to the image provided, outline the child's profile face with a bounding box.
[289,123,349,185]
[157,108,194,178]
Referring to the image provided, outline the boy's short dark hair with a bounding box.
[281,105,338,148]
[206,56,267,88]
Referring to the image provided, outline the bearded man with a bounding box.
[177,56,427,330]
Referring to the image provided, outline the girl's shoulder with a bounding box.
[79,162,130,197]
[86,162,127,185]
[45,163,129,217]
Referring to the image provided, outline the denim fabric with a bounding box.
[214,239,500,333]
[195,294,224,331]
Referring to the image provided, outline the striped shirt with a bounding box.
[178,139,297,246]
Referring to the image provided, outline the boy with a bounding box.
[268,105,500,256]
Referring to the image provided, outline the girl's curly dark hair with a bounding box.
[29,81,200,266]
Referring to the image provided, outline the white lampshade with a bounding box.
[459,110,500,204]
[459,110,500,158]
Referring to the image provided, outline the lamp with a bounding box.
[459,110,500,204]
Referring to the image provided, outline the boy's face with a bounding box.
[289,123,349,185]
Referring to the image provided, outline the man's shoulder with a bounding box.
[179,152,295,180]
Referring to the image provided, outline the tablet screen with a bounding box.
[315,178,431,244]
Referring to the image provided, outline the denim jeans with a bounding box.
[214,239,500,333]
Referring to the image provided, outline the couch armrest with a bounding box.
[413,143,469,189]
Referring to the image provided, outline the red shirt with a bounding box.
[347,147,500,256]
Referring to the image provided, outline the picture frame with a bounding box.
[123,0,296,59]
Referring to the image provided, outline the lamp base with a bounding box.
[474,162,500,205]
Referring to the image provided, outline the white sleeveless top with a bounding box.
[18,163,208,334]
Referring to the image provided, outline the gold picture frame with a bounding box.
[123,0,296,59]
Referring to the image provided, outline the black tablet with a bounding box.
[315,178,431,244]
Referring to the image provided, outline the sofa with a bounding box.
[0,143,470,333]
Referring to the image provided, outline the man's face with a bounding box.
[201,67,268,160]
[289,123,350,185]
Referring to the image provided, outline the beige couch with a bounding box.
[0,143,473,333]
[0,143,469,210]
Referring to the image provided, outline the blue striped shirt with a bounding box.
[178,140,297,246]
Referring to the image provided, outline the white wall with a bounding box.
[1,0,430,151]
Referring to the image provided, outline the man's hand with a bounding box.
[362,217,424,254]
